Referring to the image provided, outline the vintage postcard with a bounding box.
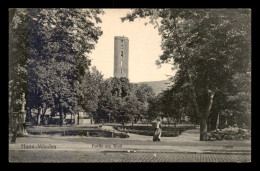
[8,8,251,163]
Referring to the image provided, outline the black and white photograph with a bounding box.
[8,8,251,163]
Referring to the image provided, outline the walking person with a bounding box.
[152,118,162,141]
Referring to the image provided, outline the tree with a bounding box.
[160,88,183,125]
[9,9,31,129]
[97,77,131,123]
[147,93,163,121]
[122,9,251,140]
[78,66,103,123]
[134,84,155,102]
[9,9,104,126]
[133,84,155,121]
[96,77,155,124]
[122,94,141,125]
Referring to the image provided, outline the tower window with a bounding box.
[121,69,123,74]
[121,51,123,57]
[120,60,123,66]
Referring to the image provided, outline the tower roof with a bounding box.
[114,36,129,40]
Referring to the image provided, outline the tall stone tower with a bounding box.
[114,36,129,78]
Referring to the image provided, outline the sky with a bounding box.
[90,9,175,83]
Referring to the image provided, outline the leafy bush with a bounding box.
[207,127,251,141]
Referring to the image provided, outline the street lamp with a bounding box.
[108,113,111,123]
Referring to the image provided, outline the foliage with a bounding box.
[122,9,251,140]
[207,127,251,141]
[147,93,163,120]
[9,9,104,125]
[78,66,103,115]
[96,77,155,123]
[9,9,30,112]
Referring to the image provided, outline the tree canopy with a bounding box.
[9,8,104,125]
[122,9,251,140]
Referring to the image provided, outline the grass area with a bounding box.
[113,125,196,137]
[26,126,129,138]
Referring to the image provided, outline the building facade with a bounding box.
[114,36,129,78]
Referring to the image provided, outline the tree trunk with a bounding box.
[40,106,48,125]
[64,111,67,125]
[90,114,93,124]
[59,108,63,126]
[40,113,45,125]
[50,115,53,125]
[77,113,79,125]
[200,91,215,141]
[71,114,73,125]
[9,91,13,131]
[26,108,32,123]
[200,117,208,141]
[36,107,41,126]
[9,101,14,131]
[216,112,220,129]
[186,69,200,116]
[74,113,78,125]
[207,118,210,132]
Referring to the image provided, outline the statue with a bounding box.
[21,93,28,136]
[11,93,28,144]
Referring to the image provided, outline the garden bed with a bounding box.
[26,126,129,138]
[207,127,251,141]
[113,125,195,137]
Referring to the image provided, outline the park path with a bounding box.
[98,126,250,153]
[9,125,251,155]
